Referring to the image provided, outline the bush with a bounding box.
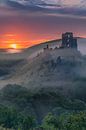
[0,106,36,130]
[42,111,86,130]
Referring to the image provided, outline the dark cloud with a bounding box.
[53,7,86,17]
[6,0,44,11]
[0,0,85,18]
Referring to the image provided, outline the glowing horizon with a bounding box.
[0,32,86,49]
[0,36,54,49]
[0,0,86,49]
[0,32,60,49]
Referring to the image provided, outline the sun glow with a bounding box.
[0,33,49,49]
[10,43,17,49]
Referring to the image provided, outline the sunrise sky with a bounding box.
[0,0,86,49]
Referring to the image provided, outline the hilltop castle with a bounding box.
[44,32,77,50]
[62,32,77,49]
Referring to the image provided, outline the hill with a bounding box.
[0,38,86,123]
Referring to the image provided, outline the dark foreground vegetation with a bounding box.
[0,107,86,130]
[0,83,86,130]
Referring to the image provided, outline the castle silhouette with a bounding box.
[62,32,77,49]
[44,32,77,50]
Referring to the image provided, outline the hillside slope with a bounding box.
[0,38,86,89]
[0,47,85,95]
[0,38,86,122]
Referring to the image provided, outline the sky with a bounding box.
[0,0,86,49]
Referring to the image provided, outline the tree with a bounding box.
[43,113,59,130]
[18,114,36,130]
[60,112,86,130]
[0,106,18,129]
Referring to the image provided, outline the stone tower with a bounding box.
[62,32,77,49]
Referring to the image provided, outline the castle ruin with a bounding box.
[62,32,77,49]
